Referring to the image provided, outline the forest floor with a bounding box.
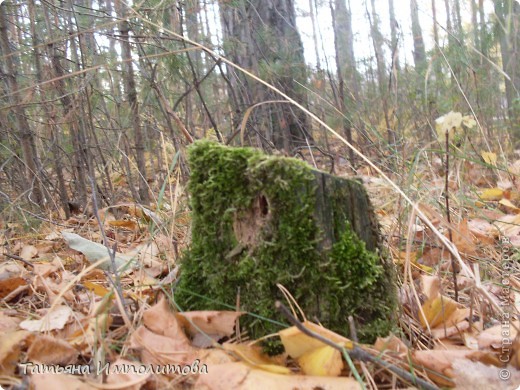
[1,138,520,389]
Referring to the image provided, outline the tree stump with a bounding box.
[175,141,397,345]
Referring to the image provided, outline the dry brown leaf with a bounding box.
[27,335,78,365]
[374,334,409,355]
[20,244,38,260]
[30,372,91,390]
[194,362,361,390]
[494,214,520,243]
[0,261,25,281]
[129,297,195,368]
[468,219,499,241]
[478,321,519,350]
[70,313,112,349]
[0,331,30,376]
[108,219,139,231]
[450,219,478,255]
[177,311,244,348]
[413,349,473,387]
[0,311,21,333]
[104,358,151,389]
[129,325,195,369]
[142,296,191,344]
[431,320,470,339]
[32,262,60,278]
[20,305,73,332]
[421,275,440,300]
[418,247,448,268]
[153,234,177,260]
[198,348,237,367]
[452,359,520,390]
[499,199,520,214]
[0,277,27,299]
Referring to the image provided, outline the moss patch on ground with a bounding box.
[174,141,397,344]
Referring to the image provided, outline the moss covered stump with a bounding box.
[175,141,397,344]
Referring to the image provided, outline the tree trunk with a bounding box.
[410,0,426,71]
[388,0,400,71]
[494,0,520,141]
[0,3,44,205]
[28,0,70,217]
[115,0,149,204]
[368,0,392,145]
[331,0,356,165]
[176,141,397,346]
[219,0,310,152]
[308,0,321,70]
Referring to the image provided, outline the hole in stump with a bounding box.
[258,194,269,216]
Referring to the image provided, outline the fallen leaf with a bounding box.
[224,344,291,374]
[27,335,78,365]
[374,334,409,355]
[177,311,244,348]
[298,345,343,376]
[0,261,25,281]
[419,295,459,329]
[477,321,519,350]
[30,372,91,390]
[0,277,27,299]
[20,245,38,260]
[421,275,440,300]
[413,349,474,387]
[129,297,195,368]
[481,152,497,166]
[479,188,504,201]
[104,358,150,389]
[450,219,479,255]
[194,362,361,390]
[108,219,139,231]
[62,232,134,271]
[279,321,353,359]
[143,296,191,345]
[0,311,21,333]
[20,305,73,332]
[452,359,520,390]
[0,331,30,375]
[499,199,520,214]
[82,281,111,297]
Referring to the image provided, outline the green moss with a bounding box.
[175,141,396,345]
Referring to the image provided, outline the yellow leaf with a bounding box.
[478,188,504,201]
[83,281,111,297]
[108,220,138,231]
[481,151,497,166]
[499,198,520,214]
[419,295,459,329]
[224,344,291,375]
[298,345,343,376]
[279,321,353,359]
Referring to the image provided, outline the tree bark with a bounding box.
[219,0,310,152]
[494,0,520,140]
[115,0,150,203]
[0,3,44,205]
[410,0,426,71]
